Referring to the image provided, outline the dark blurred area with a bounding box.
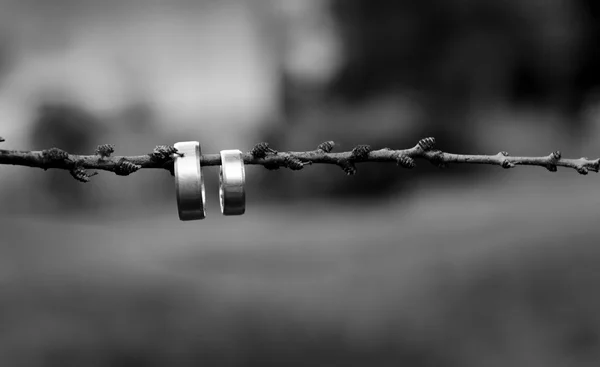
[1,0,600,366]
[265,0,598,199]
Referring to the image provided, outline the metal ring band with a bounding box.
[219,149,246,216]
[174,141,206,220]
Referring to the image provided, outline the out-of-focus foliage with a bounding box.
[328,0,582,108]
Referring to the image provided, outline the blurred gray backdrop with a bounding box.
[1,0,600,366]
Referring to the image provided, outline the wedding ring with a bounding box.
[174,141,206,220]
[219,149,245,215]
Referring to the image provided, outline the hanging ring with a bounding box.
[219,149,246,216]
[174,141,206,220]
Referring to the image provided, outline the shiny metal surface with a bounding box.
[174,141,206,221]
[219,149,246,216]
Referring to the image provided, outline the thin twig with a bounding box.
[0,137,598,182]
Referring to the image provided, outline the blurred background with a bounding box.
[1,0,600,365]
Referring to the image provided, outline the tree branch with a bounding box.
[0,137,598,182]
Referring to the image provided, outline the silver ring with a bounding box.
[174,141,206,220]
[219,149,246,215]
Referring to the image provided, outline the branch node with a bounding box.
[351,145,372,159]
[114,158,141,176]
[543,151,561,171]
[499,151,509,156]
[395,154,415,168]
[251,142,277,158]
[588,159,600,173]
[151,145,178,161]
[577,167,589,175]
[95,144,115,158]
[42,148,69,165]
[501,159,515,169]
[418,137,436,151]
[317,141,335,153]
[70,166,91,183]
[429,150,447,168]
[339,160,357,176]
[283,156,306,170]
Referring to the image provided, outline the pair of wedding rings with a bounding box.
[174,141,245,221]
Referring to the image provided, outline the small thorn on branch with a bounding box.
[70,166,92,183]
[497,152,515,168]
[351,145,372,159]
[0,136,4,142]
[429,150,447,169]
[251,142,277,158]
[395,154,415,168]
[114,158,141,176]
[418,137,436,151]
[283,155,306,170]
[546,150,561,172]
[579,157,600,173]
[339,160,357,176]
[317,141,335,153]
[501,159,515,169]
[151,145,178,161]
[588,159,600,173]
[95,144,115,158]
